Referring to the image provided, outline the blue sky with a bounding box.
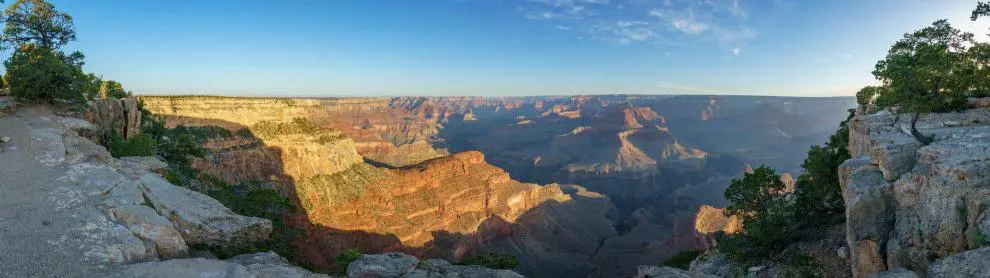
[48,0,988,97]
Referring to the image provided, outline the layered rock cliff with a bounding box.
[0,102,521,277]
[840,102,990,277]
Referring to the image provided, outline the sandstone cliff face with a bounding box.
[694,205,742,234]
[83,98,142,142]
[292,151,619,278]
[140,96,455,167]
[840,104,990,277]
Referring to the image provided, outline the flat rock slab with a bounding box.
[139,173,272,251]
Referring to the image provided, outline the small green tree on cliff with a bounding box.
[871,20,974,142]
[720,165,796,262]
[4,43,91,103]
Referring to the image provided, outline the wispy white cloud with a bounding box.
[555,25,572,30]
[730,48,741,56]
[521,0,767,49]
[670,19,709,34]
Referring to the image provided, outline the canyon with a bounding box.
[139,94,854,277]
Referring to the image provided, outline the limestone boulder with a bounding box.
[404,259,524,278]
[868,268,918,278]
[843,164,894,277]
[0,96,14,115]
[117,156,168,180]
[926,247,990,278]
[633,265,716,278]
[227,252,330,278]
[107,258,253,278]
[345,252,525,278]
[83,98,142,143]
[138,173,272,251]
[868,131,920,181]
[106,203,188,259]
[347,253,420,278]
[688,252,742,277]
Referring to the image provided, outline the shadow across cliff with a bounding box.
[159,114,695,278]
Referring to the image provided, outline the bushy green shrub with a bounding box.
[457,253,519,270]
[107,132,156,157]
[783,253,825,278]
[4,44,93,103]
[717,199,796,263]
[250,117,345,144]
[99,80,131,99]
[332,249,363,276]
[792,109,853,228]
[169,125,234,142]
[663,250,702,270]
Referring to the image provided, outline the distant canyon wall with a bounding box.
[139,95,854,278]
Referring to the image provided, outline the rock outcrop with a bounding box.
[0,96,14,115]
[0,105,520,277]
[83,98,142,142]
[634,265,717,278]
[840,105,990,277]
[926,247,990,277]
[0,106,272,276]
[109,251,329,278]
[693,205,741,234]
[347,252,523,278]
[139,173,272,251]
[293,151,619,278]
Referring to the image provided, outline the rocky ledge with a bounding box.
[840,101,990,277]
[0,105,520,277]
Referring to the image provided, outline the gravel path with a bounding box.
[0,106,118,277]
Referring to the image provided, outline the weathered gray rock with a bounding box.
[117,156,168,179]
[842,164,894,277]
[633,265,716,278]
[138,173,272,252]
[107,258,254,278]
[227,252,330,278]
[404,259,524,278]
[868,268,918,278]
[842,105,990,277]
[106,203,189,259]
[55,116,98,136]
[869,131,920,181]
[347,252,420,278]
[345,252,524,278]
[63,134,114,165]
[688,252,742,277]
[0,96,14,114]
[927,247,990,278]
[83,98,142,143]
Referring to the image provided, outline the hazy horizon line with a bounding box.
[135,92,855,99]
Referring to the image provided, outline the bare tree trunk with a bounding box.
[910,111,924,142]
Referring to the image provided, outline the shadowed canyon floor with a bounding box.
[140,95,855,277]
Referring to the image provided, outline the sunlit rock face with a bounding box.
[694,205,741,235]
[292,151,619,277]
[840,102,990,277]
